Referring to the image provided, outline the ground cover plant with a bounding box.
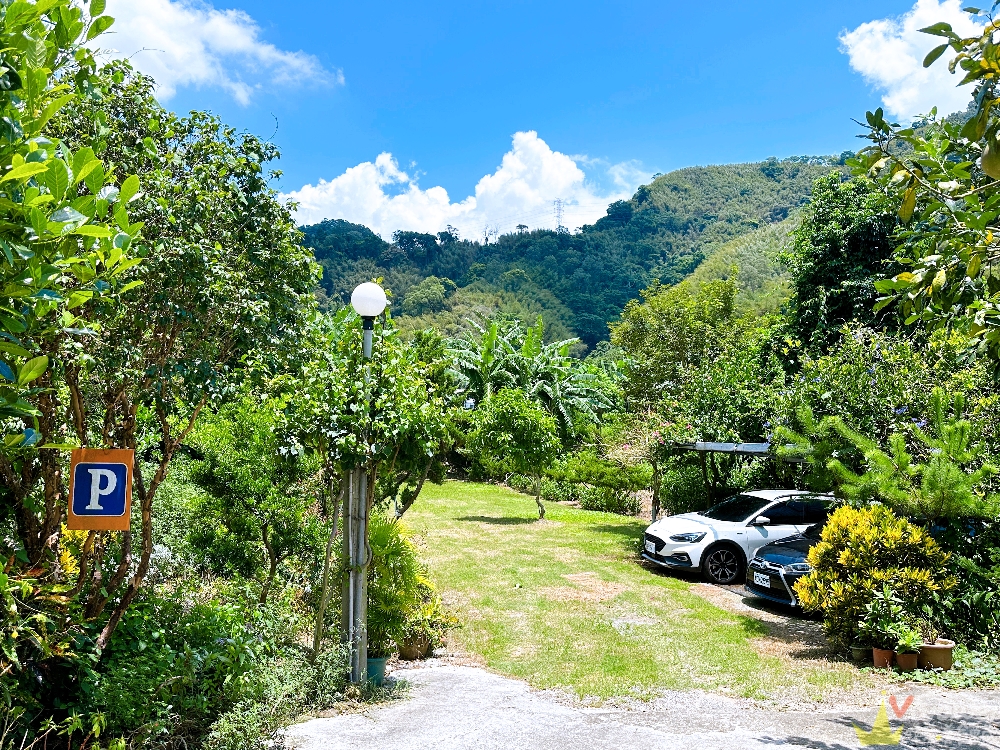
[406,480,858,702]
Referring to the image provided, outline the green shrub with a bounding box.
[659,461,710,515]
[794,504,955,650]
[578,485,640,516]
[540,478,577,504]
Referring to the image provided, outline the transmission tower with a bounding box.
[553,199,567,233]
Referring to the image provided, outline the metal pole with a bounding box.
[346,316,376,684]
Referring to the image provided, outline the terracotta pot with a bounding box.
[918,638,955,671]
[872,647,894,669]
[398,633,431,661]
[895,652,918,672]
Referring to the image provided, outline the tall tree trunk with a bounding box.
[311,473,343,658]
[650,459,661,522]
[260,522,277,606]
[395,460,431,519]
[96,397,205,651]
[534,473,545,519]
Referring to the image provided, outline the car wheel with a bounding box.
[702,545,744,585]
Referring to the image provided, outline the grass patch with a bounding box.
[406,481,857,701]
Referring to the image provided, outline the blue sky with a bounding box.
[107,0,974,236]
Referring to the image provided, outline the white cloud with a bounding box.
[840,0,983,120]
[100,0,338,105]
[283,131,651,240]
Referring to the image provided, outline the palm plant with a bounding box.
[526,345,610,439]
[367,514,423,658]
[450,316,612,440]
[448,319,521,402]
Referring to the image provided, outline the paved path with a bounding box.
[284,664,1000,750]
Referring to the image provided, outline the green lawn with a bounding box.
[405,481,858,702]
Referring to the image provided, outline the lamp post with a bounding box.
[343,282,387,684]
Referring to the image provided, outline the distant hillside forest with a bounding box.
[301,156,845,347]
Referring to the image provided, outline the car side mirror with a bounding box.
[752,515,771,526]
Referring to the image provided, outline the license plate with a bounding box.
[753,571,770,588]
[644,540,656,553]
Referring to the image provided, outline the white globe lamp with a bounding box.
[351,282,387,319]
[351,282,387,358]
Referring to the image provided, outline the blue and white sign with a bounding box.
[71,462,130,517]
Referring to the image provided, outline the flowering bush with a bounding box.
[794,505,955,649]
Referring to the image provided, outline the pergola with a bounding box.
[672,441,804,495]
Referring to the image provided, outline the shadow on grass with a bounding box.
[456,515,537,525]
[590,523,644,540]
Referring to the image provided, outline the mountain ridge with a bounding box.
[301,156,843,346]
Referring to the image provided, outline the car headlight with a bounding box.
[783,563,811,573]
[669,532,706,543]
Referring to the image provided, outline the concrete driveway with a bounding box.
[284,664,1000,750]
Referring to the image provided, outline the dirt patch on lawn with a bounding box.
[691,583,889,706]
[693,583,833,657]
[541,572,626,602]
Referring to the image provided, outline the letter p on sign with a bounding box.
[67,448,134,531]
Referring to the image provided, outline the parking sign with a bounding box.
[66,448,134,531]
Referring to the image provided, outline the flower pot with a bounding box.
[895,652,918,672]
[918,638,955,671]
[399,633,431,661]
[366,656,389,686]
[851,645,870,663]
[872,647,894,669]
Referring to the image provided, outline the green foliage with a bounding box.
[851,22,1000,361]
[786,173,898,350]
[0,0,135,448]
[929,517,1000,648]
[857,585,908,650]
[548,450,652,492]
[188,394,321,603]
[794,505,955,650]
[367,515,423,658]
[684,218,796,316]
[401,275,455,315]
[885,645,1000,688]
[772,327,985,493]
[827,389,999,522]
[399,580,459,654]
[467,389,561,516]
[302,159,834,347]
[895,625,924,654]
[611,278,738,406]
[450,317,612,441]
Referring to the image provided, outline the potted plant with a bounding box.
[850,628,871,663]
[918,638,956,670]
[912,619,955,670]
[894,627,922,672]
[366,515,424,685]
[399,583,459,661]
[858,587,903,669]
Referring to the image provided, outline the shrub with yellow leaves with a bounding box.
[794,504,955,650]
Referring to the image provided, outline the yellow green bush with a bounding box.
[794,505,955,649]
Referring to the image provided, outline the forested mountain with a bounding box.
[682,216,798,316]
[302,156,841,347]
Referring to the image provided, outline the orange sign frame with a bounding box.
[66,448,134,531]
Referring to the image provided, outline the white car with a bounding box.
[641,490,833,585]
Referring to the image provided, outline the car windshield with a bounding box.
[803,523,824,540]
[697,494,774,522]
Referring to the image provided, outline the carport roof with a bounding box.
[675,441,772,456]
